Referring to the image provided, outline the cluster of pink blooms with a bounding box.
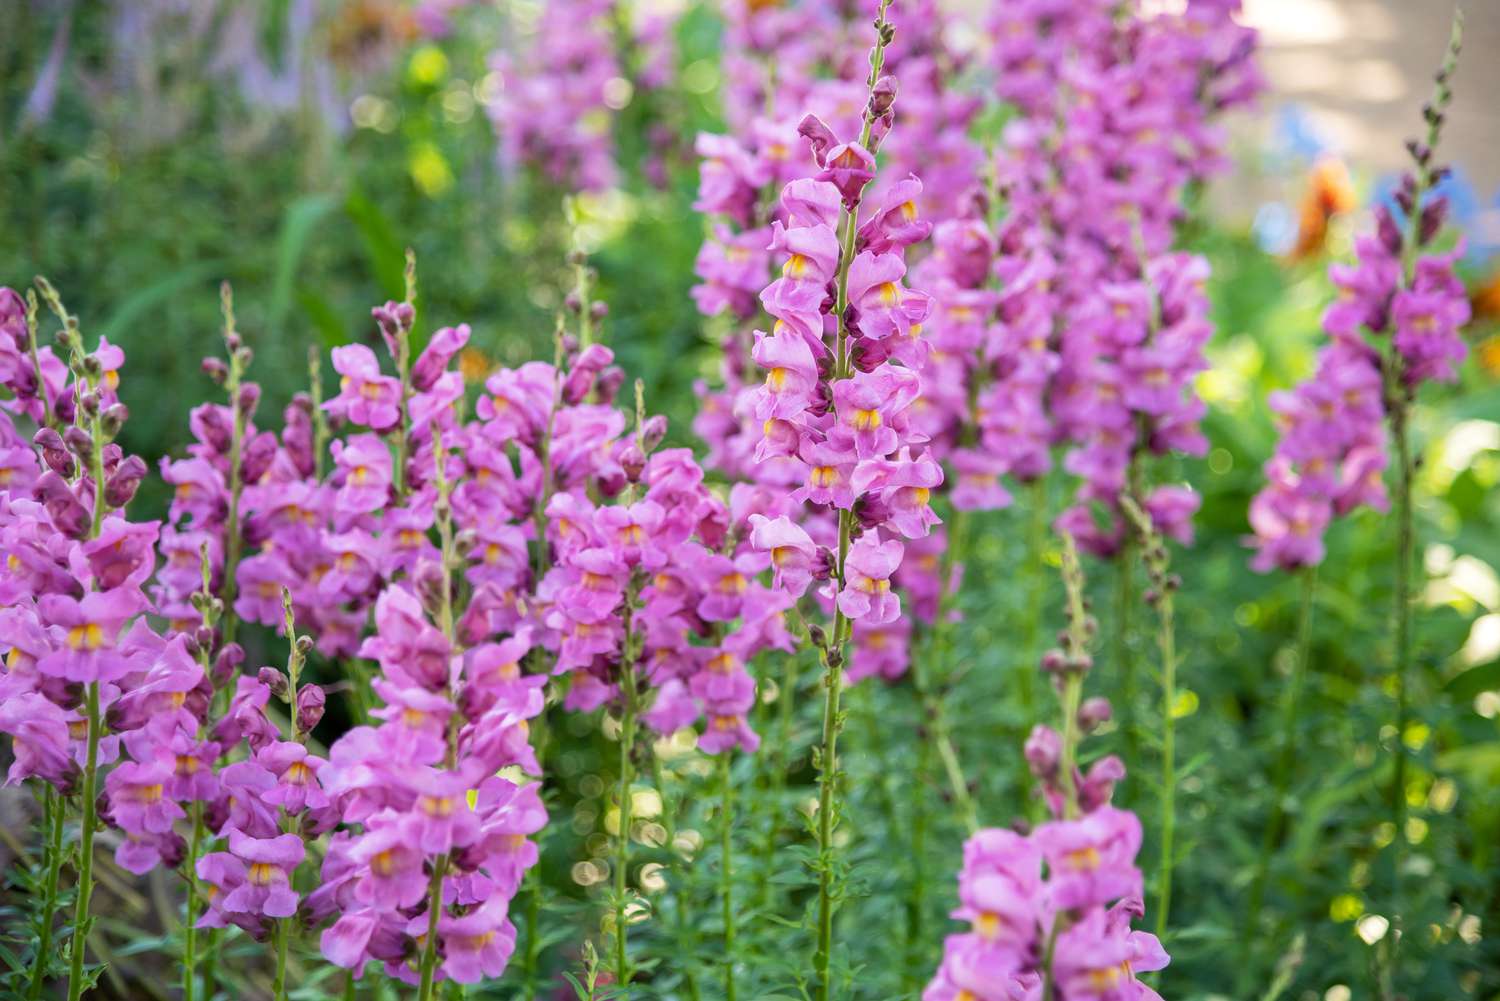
[487,0,624,192]
[1249,178,1471,571]
[927,552,1166,1000]
[986,0,1261,556]
[923,812,1167,1001]
[486,0,680,192]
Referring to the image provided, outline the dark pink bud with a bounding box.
[1079,755,1127,813]
[104,455,147,508]
[594,366,626,405]
[869,75,898,117]
[296,685,326,733]
[640,415,668,451]
[240,431,278,485]
[1024,724,1061,779]
[100,403,129,438]
[619,443,646,483]
[850,335,890,373]
[33,471,90,539]
[33,428,73,476]
[213,644,245,688]
[1375,205,1403,256]
[562,367,597,406]
[63,426,93,461]
[202,357,229,384]
[237,382,262,420]
[258,667,290,700]
[596,469,626,498]
[1078,696,1112,734]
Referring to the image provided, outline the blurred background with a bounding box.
[2,1,1500,998]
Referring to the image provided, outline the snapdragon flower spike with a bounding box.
[927,535,1167,999]
[1248,111,1472,572]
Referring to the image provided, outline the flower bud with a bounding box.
[1024,724,1061,779]
[100,403,129,439]
[869,75,898,117]
[1039,648,1067,674]
[33,428,73,476]
[213,644,245,688]
[1375,204,1403,257]
[296,685,326,733]
[240,430,278,485]
[1079,756,1126,813]
[619,443,646,484]
[201,357,229,384]
[237,382,262,420]
[258,667,290,700]
[639,414,668,452]
[594,366,626,405]
[1078,696,1112,734]
[63,426,93,461]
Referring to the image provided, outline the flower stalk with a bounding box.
[1120,494,1181,938]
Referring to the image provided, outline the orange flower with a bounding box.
[1289,156,1358,261]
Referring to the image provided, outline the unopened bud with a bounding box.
[594,366,626,405]
[296,685,326,733]
[201,357,230,384]
[237,382,262,419]
[102,453,144,510]
[1024,724,1061,779]
[33,428,73,476]
[869,75,898,117]
[258,667,290,699]
[639,414,668,452]
[619,443,646,483]
[1078,696,1113,734]
[63,426,93,461]
[100,403,128,438]
[212,644,245,688]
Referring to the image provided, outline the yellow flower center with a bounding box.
[67,623,104,652]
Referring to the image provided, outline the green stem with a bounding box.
[66,681,102,1001]
[904,714,932,990]
[757,647,800,915]
[521,868,543,1001]
[28,783,66,1000]
[1114,543,1138,786]
[1151,584,1179,940]
[416,857,448,1001]
[183,801,205,1001]
[613,656,639,989]
[814,515,851,1001]
[1386,398,1414,977]
[1243,568,1317,976]
[719,753,737,1001]
[273,917,291,1001]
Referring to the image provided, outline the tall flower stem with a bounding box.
[182,801,205,1001]
[1040,534,1091,1001]
[28,783,66,1000]
[1120,495,1181,938]
[66,680,101,1001]
[718,753,738,1001]
[218,283,249,647]
[813,7,893,996]
[756,645,802,915]
[1243,567,1317,973]
[612,656,639,987]
[1380,24,1461,987]
[273,919,291,1001]
[417,428,462,1001]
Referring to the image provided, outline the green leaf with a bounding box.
[96,262,222,343]
[267,193,338,334]
[345,188,407,301]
